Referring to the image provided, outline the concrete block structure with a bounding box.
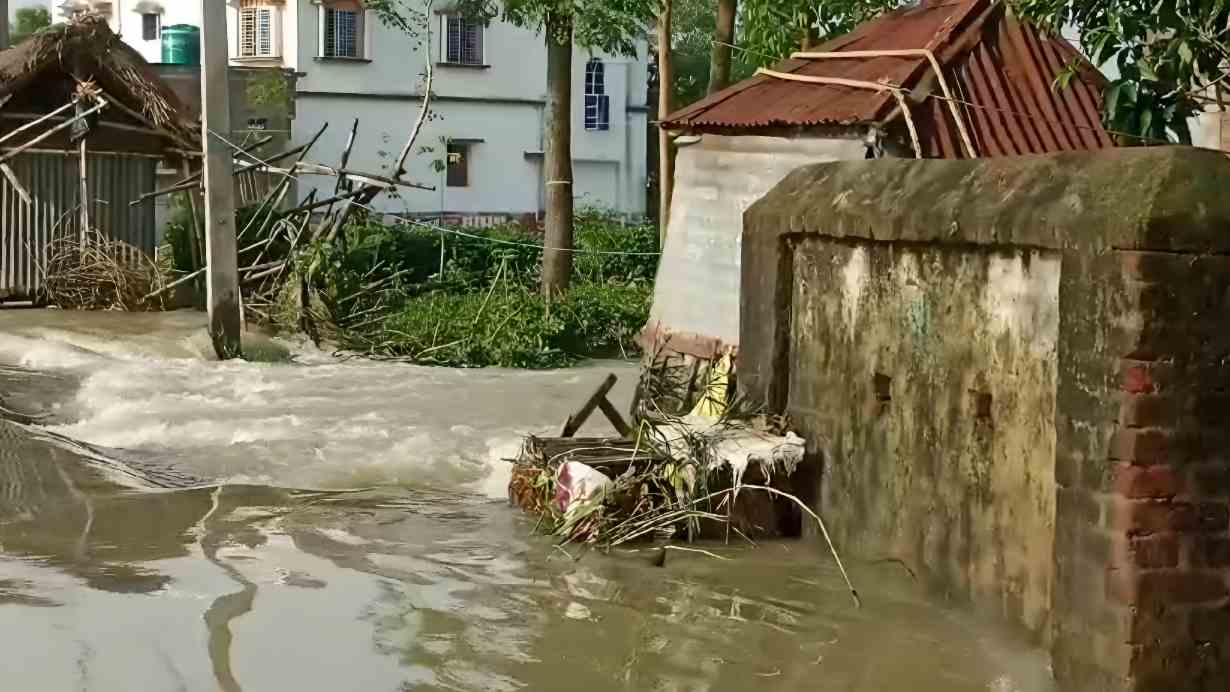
[739,147,1230,691]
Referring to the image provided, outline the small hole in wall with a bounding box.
[873,373,892,416]
[975,392,993,421]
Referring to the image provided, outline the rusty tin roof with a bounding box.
[662,0,1113,157]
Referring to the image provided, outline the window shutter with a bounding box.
[240,9,256,57]
[599,95,610,131]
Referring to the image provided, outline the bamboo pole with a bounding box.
[790,49,977,157]
[78,139,90,239]
[0,100,78,147]
[754,68,923,159]
[0,100,108,164]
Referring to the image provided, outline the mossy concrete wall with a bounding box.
[790,241,1060,633]
[740,147,1230,692]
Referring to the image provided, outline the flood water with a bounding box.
[0,310,1053,691]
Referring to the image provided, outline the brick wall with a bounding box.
[739,148,1230,692]
[1053,250,1230,691]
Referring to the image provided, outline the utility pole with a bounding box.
[200,0,241,359]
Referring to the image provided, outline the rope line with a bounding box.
[707,39,1175,146]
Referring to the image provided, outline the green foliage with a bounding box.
[1014,0,1229,144]
[376,281,651,368]
[291,212,658,368]
[369,0,654,56]
[12,8,52,44]
[163,200,198,275]
[572,210,659,283]
[669,0,756,106]
[737,0,904,67]
[245,71,293,113]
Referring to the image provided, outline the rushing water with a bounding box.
[0,310,1053,691]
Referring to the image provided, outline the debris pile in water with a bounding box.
[508,354,807,547]
[508,356,862,607]
[43,228,167,311]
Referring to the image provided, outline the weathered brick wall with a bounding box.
[1053,249,1230,691]
[740,148,1230,692]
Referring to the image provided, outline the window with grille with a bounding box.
[141,13,160,41]
[584,59,610,132]
[322,3,364,58]
[239,6,279,58]
[444,16,483,65]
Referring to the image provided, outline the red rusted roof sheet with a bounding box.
[662,0,1113,157]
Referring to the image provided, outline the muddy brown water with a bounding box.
[0,310,1053,691]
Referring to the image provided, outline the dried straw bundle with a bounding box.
[43,229,166,311]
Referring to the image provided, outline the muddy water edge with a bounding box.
[0,309,1053,691]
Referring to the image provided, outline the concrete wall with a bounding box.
[789,240,1060,634]
[740,148,1230,692]
[291,5,650,216]
[54,0,650,216]
[642,133,866,356]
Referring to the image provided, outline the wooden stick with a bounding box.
[0,100,108,164]
[0,100,77,147]
[597,396,633,437]
[129,177,200,206]
[235,123,328,243]
[78,139,90,237]
[242,261,287,283]
[0,162,31,205]
[96,93,196,149]
[285,187,368,215]
[790,49,977,157]
[561,374,620,438]
[129,137,287,207]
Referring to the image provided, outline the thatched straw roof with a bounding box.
[0,14,199,148]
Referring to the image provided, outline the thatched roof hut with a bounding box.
[0,13,200,152]
[0,14,200,302]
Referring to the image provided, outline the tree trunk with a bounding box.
[800,7,819,49]
[657,0,674,242]
[707,0,737,95]
[541,11,574,298]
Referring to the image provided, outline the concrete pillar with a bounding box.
[199,0,242,358]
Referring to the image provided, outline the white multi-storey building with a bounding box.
[51,0,651,219]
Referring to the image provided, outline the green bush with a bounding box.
[273,209,659,368]
[374,281,651,368]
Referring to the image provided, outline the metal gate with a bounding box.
[0,151,156,300]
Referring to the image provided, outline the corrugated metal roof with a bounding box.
[662,0,1114,157]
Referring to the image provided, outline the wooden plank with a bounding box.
[597,396,633,437]
[560,373,619,438]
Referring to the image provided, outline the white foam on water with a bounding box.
[2,311,638,496]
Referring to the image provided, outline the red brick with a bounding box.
[1109,500,1224,535]
[1197,503,1230,532]
[1128,534,1180,569]
[1118,395,1174,428]
[1106,567,1138,604]
[1190,465,1230,498]
[1120,251,1186,281]
[1114,463,1183,499]
[1109,429,1173,465]
[1136,571,1228,607]
[1121,362,1157,394]
[1118,360,1176,395]
[1185,536,1230,569]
